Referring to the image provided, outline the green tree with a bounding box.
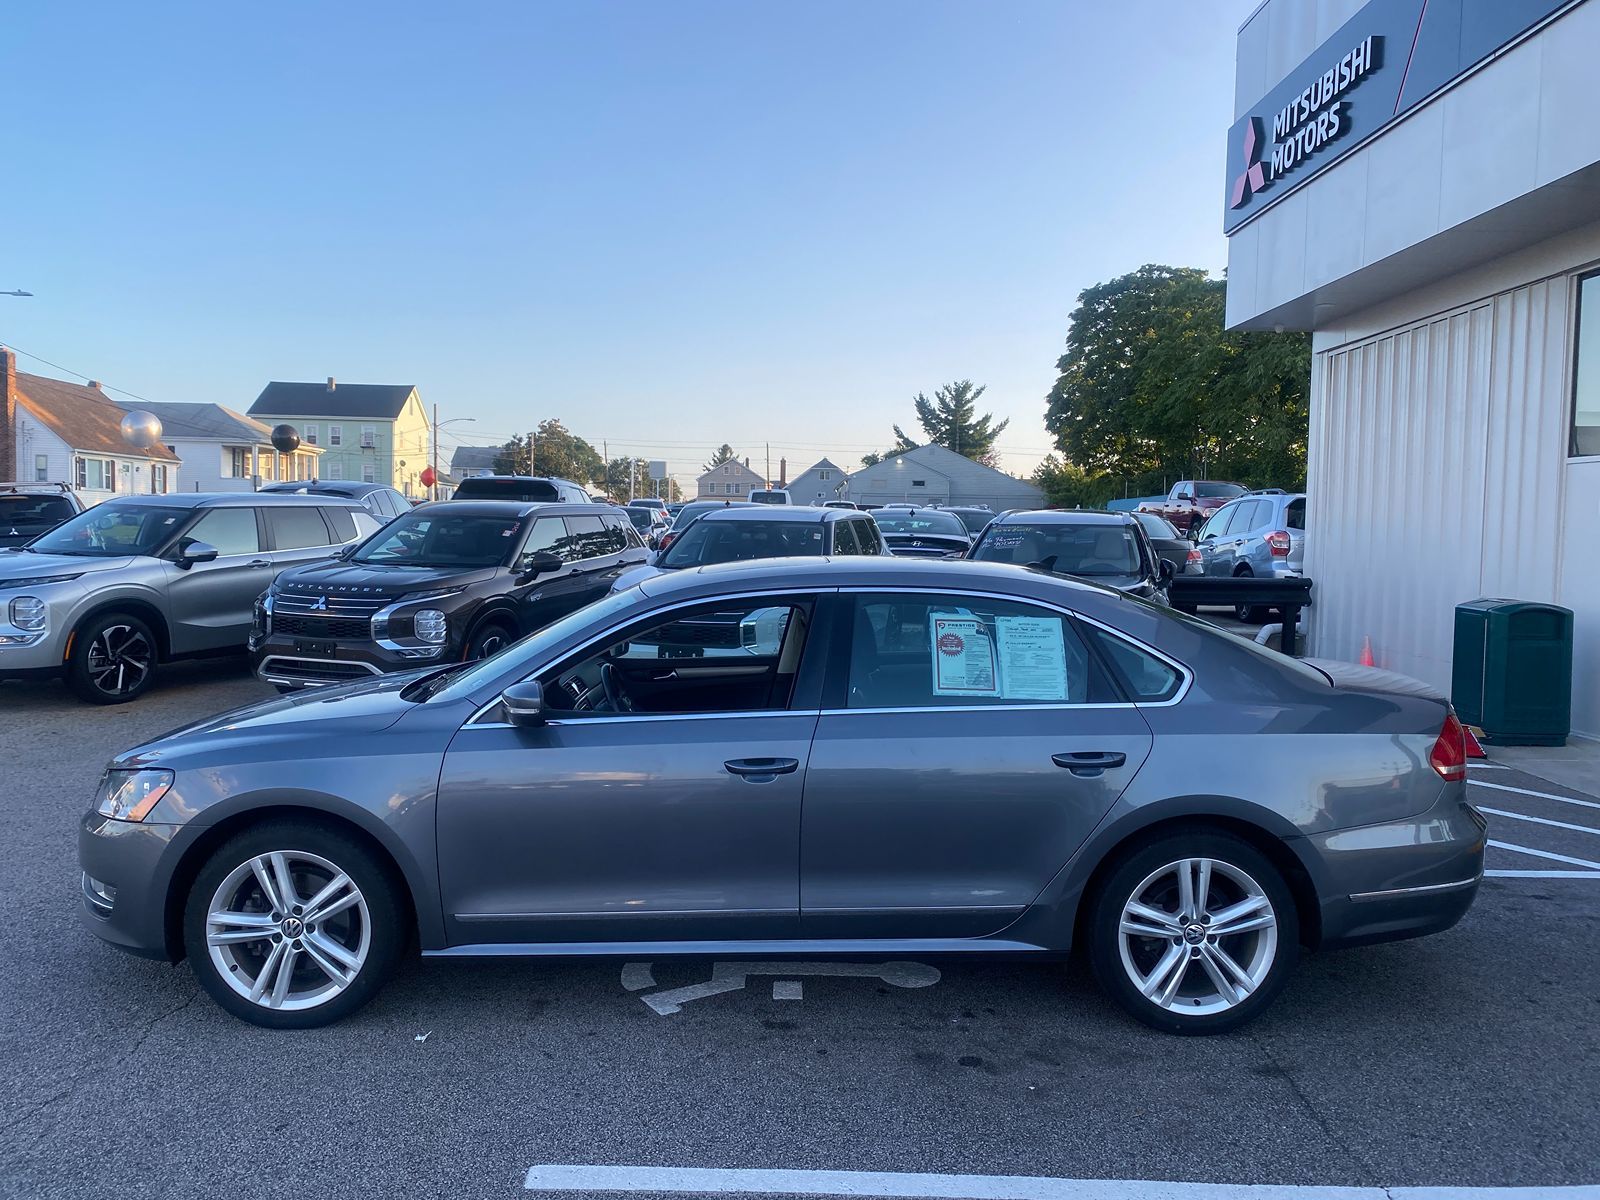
[600,456,678,501]
[493,419,605,485]
[703,443,737,473]
[1032,455,1116,510]
[1043,264,1310,493]
[897,380,1009,466]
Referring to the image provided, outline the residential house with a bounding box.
[786,457,847,506]
[844,443,1043,511]
[113,402,323,492]
[695,457,767,500]
[1,348,180,503]
[450,445,500,480]
[248,378,430,496]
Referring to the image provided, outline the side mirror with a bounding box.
[518,549,563,581]
[1159,558,1175,582]
[177,540,219,568]
[501,680,547,728]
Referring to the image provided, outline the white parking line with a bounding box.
[1488,840,1600,870]
[1471,780,1600,812]
[1486,870,1600,878]
[1467,763,1509,770]
[1477,807,1600,837]
[522,1165,1600,1198]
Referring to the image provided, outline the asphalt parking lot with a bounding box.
[1,656,1596,1199]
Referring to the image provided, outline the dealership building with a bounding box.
[1226,0,1600,738]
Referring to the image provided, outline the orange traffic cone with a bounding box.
[1359,636,1375,667]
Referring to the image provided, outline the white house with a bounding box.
[844,444,1042,511]
[786,457,847,506]
[116,402,323,492]
[695,457,767,500]
[2,349,180,504]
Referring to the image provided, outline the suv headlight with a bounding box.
[94,768,174,822]
[399,586,466,603]
[9,596,47,631]
[414,609,448,644]
[0,573,82,590]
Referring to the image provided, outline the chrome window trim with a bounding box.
[468,707,818,731]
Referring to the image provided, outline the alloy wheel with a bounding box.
[85,624,153,697]
[205,850,371,1012]
[1116,857,1278,1017]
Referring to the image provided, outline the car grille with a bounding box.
[273,614,371,640]
[273,591,389,618]
[258,657,381,686]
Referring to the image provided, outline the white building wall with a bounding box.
[14,416,74,487]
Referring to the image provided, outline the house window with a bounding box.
[819,469,832,480]
[329,425,343,447]
[1573,271,1600,457]
[723,465,732,474]
[304,424,318,446]
[326,461,344,480]
[361,462,376,484]
[228,447,249,478]
[77,457,115,490]
[911,479,927,487]
[151,465,167,494]
[34,454,48,482]
[360,425,376,448]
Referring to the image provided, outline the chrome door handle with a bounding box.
[1052,751,1127,777]
[724,757,800,782]
[248,559,272,568]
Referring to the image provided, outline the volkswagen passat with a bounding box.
[79,558,1484,1032]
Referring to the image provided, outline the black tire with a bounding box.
[182,819,406,1029]
[1087,829,1299,1035]
[66,611,160,704]
[1233,568,1269,624]
[465,618,518,661]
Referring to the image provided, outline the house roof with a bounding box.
[248,381,417,420]
[15,372,180,462]
[451,445,500,473]
[112,401,320,449]
[696,459,765,482]
[792,457,841,476]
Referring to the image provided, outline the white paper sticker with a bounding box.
[995,615,1069,701]
[930,615,998,697]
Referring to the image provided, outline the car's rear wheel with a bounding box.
[1087,831,1298,1035]
[182,821,405,1028]
[465,618,517,661]
[67,612,159,704]
[1233,567,1269,624]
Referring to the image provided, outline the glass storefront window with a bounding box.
[1573,271,1600,457]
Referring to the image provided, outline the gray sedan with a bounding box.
[79,558,1484,1033]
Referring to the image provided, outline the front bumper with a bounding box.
[78,811,188,960]
[253,631,450,689]
[1307,786,1487,949]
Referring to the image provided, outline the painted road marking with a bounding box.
[1478,806,1600,837]
[1487,870,1600,878]
[772,980,803,1001]
[1472,780,1600,812]
[1488,840,1600,870]
[523,1165,1600,1197]
[624,961,940,1015]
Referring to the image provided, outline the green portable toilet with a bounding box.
[1452,599,1573,746]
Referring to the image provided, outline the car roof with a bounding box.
[992,508,1137,527]
[259,481,397,496]
[408,500,619,518]
[692,505,854,524]
[99,492,367,510]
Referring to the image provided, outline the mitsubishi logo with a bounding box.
[311,595,328,612]
[1230,116,1267,209]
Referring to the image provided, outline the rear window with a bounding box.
[322,506,358,541]
[1194,482,1245,499]
[268,506,335,549]
[972,522,1140,578]
[1285,498,1306,531]
[659,518,824,565]
[454,478,560,502]
[0,495,75,526]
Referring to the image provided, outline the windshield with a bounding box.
[27,503,189,557]
[1194,482,1245,499]
[671,501,752,529]
[971,521,1142,577]
[948,509,993,533]
[0,495,76,529]
[1133,511,1178,538]
[748,491,786,504]
[352,512,523,568]
[625,508,655,530]
[873,512,967,537]
[453,478,560,502]
[658,518,824,566]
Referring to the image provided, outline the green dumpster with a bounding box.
[1451,599,1573,746]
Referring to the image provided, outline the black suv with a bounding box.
[251,501,646,689]
[258,480,413,522]
[0,482,84,548]
[451,476,592,503]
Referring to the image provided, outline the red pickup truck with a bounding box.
[1137,480,1247,535]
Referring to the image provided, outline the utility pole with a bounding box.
[765,443,771,488]
[431,403,439,501]
[527,429,535,475]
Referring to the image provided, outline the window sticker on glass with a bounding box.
[930,614,998,696]
[995,616,1068,701]
[987,530,1025,549]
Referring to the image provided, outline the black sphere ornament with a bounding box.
[269,424,301,454]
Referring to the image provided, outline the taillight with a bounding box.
[658,533,675,552]
[1266,530,1291,556]
[1430,712,1468,782]
[1186,547,1202,565]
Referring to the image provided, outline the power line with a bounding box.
[1,342,161,406]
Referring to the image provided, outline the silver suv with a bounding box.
[0,494,380,704]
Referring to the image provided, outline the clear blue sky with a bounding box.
[2,0,1256,488]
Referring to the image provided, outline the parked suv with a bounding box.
[258,480,412,522]
[0,494,377,703]
[1195,492,1308,621]
[451,476,591,503]
[0,482,85,548]
[966,510,1172,604]
[251,502,647,689]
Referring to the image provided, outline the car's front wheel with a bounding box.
[465,618,517,661]
[66,612,159,704]
[182,821,405,1028]
[1087,831,1298,1035]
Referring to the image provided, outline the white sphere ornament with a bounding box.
[119,410,164,449]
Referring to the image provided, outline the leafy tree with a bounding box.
[493,419,605,485]
[859,435,916,468]
[896,381,1009,467]
[703,443,737,473]
[599,456,679,502]
[1043,265,1310,494]
[1032,456,1116,510]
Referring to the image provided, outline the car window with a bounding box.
[534,596,813,717]
[0,494,75,526]
[1133,511,1178,539]
[854,520,883,554]
[951,509,993,534]
[322,506,358,542]
[1232,500,1267,534]
[519,517,567,564]
[830,519,860,555]
[1194,482,1245,499]
[659,518,826,566]
[267,505,335,550]
[1285,497,1306,531]
[559,513,622,560]
[355,512,521,567]
[1077,623,1184,702]
[186,507,262,556]
[1201,503,1237,538]
[971,522,1140,577]
[844,594,1113,708]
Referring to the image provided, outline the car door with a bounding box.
[517,515,609,632]
[161,506,273,652]
[434,591,830,945]
[1197,501,1241,575]
[799,590,1154,939]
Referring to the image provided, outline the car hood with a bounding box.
[0,550,140,578]
[611,562,665,592]
[274,559,497,597]
[115,668,435,769]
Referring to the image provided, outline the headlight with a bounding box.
[9,596,46,631]
[94,768,174,822]
[414,609,448,644]
[399,586,466,603]
[0,573,81,589]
